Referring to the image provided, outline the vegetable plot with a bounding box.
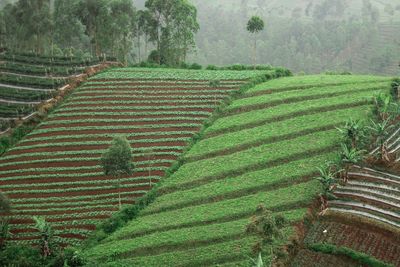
[0,67,272,246]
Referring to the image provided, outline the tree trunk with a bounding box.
[118,188,122,210]
[137,30,141,63]
[253,35,257,70]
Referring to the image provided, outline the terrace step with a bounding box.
[333,188,400,210]
[350,166,400,182]
[0,71,69,79]
[346,180,400,194]
[0,98,42,105]
[0,83,55,92]
[329,207,400,228]
[370,127,400,155]
[329,199,400,222]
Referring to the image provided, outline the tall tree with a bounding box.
[145,0,199,65]
[109,0,136,64]
[247,16,264,69]
[13,0,52,53]
[53,0,88,53]
[78,0,109,56]
[101,136,134,209]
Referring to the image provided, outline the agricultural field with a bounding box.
[0,52,99,122]
[83,74,393,266]
[0,67,274,246]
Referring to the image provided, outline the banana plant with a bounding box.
[367,119,394,161]
[33,216,53,258]
[339,143,366,182]
[336,119,366,149]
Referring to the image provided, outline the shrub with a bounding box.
[390,78,399,100]
[189,63,202,70]
[0,120,10,131]
[206,64,218,70]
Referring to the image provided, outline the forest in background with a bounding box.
[1,0,400,75]
[187,0,400,75]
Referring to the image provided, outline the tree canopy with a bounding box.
[247,16,264,34]
[101,136,134,177]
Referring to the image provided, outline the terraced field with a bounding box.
[0,67,273,246]
[0,52,100,120]
[83,74,392,266]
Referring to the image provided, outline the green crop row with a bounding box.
[9,190,149,205]
[69,94,228,101]
[4,210,116,222]
[13,137,191,152]
[146,154,332,214]
[48,111,211,119]
[73,88,235,95]
[0,149,182,165]
[19,130,195,144]
[102,236,256,267]
[0,53,99,66]
[167,129,337,187]
[245,75,392,94]
[80,83,238,89]
[55,104,216,112]
[0,87,54,101]
[26,124,201,136]
[40,118,206,127]
[0,61,86,76]
[0,154,175,168]
[0,104,35,117]
[0,164,167,176]
[4,184,148,197]
[90,67,272,81]
[12,197,137,210]
[187,106,367,158]
[0,73,66,89]
[204,90,379,135]
[59,99,223,107]
[85,209,300,261]
[227,82,389,111]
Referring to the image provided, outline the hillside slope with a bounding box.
[83,74,392,266]
[0,67,273,246]
[0,53,102,122]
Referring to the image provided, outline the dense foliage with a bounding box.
[0,0,199,66]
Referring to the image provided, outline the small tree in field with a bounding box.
[101,136,134,209]
[246,205,287,267]
[247,16,265,69]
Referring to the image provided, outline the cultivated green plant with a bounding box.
[367,119,394,161]
[339,144,366,182]
[316,164,337,199]
[336,119,366,149]
[33,216,53,258]
[246,204,287,267]
[101,136,134,209]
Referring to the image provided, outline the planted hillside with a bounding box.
[290,88,400,267]
[83,74,392,266]
[0,67,280,246]
[0,52,101,120]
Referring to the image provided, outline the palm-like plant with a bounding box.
[33,216,53,258]
[367,119,394,161]
[339,144,366,182]
[0,220,10,249]
[336,119,366,149]
[316,165,337,194]
[372,93,393,121]
[0,191,10,214]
